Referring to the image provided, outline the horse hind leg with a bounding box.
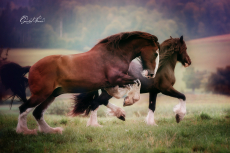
[86,90,110,127]
[16,96,46,135]
[87,106,102,127]
[33,87,64,134]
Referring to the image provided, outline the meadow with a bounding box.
[0,93,230,153]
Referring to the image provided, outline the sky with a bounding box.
[0,0,230,92]
[0,0,230,49]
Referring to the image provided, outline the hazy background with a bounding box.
[0,0,230,93]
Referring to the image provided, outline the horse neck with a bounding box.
[160,52,178,72]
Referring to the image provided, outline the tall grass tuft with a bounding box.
[200,112,212,120]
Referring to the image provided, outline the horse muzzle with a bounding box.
[141,70,156,79]
[183,56,191,67]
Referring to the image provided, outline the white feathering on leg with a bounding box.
[106,102,125,118]
[16,108,37,135]
[173,99,186,122]
[146,109,158,126]
[86,106,102,127]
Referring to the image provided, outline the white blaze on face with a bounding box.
[141,48,160,78]
[153,49,159,77]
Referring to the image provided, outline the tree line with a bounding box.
[183,66,230,95]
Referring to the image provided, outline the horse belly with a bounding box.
[60,77,106,93]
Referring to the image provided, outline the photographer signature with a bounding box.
[20,15,45,24]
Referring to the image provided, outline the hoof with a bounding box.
[17,129,38,135]
[39,127,63,134]
[176,114,180,123]
[52,127,64,134]
[118,115,125,121]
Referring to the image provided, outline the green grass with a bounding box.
[0,94,230,153]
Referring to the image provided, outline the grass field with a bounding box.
[0,94,230,153]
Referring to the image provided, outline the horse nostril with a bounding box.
[150,74,154,77]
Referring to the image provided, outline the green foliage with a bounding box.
[45,100,71,115]
[200,112,212,120]
[206,66,230,95]
[182,67,207,92]
[60,118,68,125]
[2,1,230,50]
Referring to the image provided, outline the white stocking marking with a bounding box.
[16,108,37,134]
[173,99,186,122]
[124,80,141,106]
[37,116,63,134]
[146,109,157,126]
[37,112,63,134]
[153,49,160,77]
[87,106,102,127]
[107,102,125,118]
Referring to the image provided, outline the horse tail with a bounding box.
[69,90,99,116]
[0,62,31,104]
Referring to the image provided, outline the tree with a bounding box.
[206,66,230,95]
[182,67,207,92]
[0,48,10,101]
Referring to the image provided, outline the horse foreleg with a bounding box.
[123,79,141,106]
[161,86,186,123]
[33,87,64,134]
[107,102,126,121]
[105,85,129,99]
[146,92,158,126]
[107,72,141,106]
[173,99,186,123]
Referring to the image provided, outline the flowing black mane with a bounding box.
[98,31,158,50]
[158,38,183,69]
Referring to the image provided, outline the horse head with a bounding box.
[176,36,191,67]
[140,39,160,79]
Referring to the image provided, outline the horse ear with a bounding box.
[170,36,173,39]
[180,36,183,43]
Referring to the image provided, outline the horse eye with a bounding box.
[154,53,158,57]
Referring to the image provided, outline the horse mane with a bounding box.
[98,31,158,50]
[158,38,181,69]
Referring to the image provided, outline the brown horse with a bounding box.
[4,31,160,134]
[72,36,191,127]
